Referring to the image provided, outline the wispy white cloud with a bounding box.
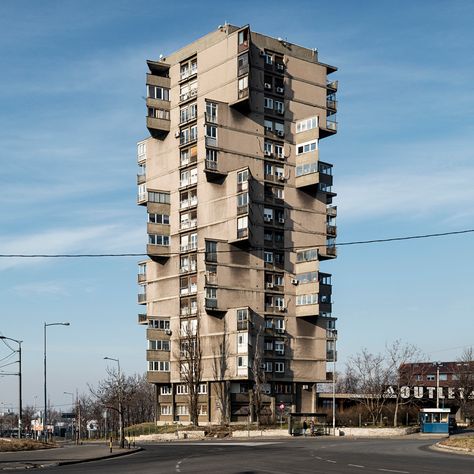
[9,281,69,297]
[338,166,474,223]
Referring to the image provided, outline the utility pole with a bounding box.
[104,357,124,448]
[0,336,22,438]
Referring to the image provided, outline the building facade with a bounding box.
[136,24,338,423]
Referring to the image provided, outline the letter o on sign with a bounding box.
[400,386,411,399]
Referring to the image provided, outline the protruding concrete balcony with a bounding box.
[319,244,337,261]
[138,313,147,325]
[147,371,170,384]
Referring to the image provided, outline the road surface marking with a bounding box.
[326,459,337,463]
[176,442,280,446]
[348,464,365,468]
[378,469,409,474]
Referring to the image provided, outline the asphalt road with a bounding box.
[44,438,473,474]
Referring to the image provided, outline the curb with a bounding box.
[431,442,474,456]
[0,447,143,471]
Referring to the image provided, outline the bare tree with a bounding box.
[345,348,391,425]
[386,340,424,427]
[179,317,202,426]
[212,323,230,425]
[250,327,266,427]
[453,347,474,423]
[89,367,127,447]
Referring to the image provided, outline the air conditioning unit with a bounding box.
[276,63,284,71]
[291,278,299,285]
[264,83,272,89]
[174,131,180,138]
[278,306,286,313]
[260,363,266,369]
[276,130,284,137]
[264,216,272,222]
[165,329,172,335]
[277,176,285,182]
[264,150,272,157]
[266,282,274,289]
[278,217,285,224]
[276,87,284,93]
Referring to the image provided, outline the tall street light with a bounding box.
[103,356,124,448]
[44,322,70,441]
[0,336,22,438]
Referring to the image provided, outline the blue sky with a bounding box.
[1,0,473,411]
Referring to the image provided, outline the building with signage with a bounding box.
[136,24,338,423]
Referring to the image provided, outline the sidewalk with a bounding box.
[0,442,141,470]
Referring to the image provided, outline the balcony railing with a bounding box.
[326,119,337,131]
[327,206,337,217]
[180,219,197,231]
[138,293,146,304]
[180,243,198,252]
[138,313,147,325]
[327,80,338,92]
[326,225,337,237]
[179,88,198,103]
[180,197,198,209]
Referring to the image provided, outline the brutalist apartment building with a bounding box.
[136,24,338,423]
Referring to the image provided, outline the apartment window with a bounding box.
[198,383,207,394]
[264,53,273,65]
[237,169,249,184]
[274,274,284,286]
[160,386,172,395]
[274,252,284,265]
[180,103,197,124]
[148,191,170,204]
[264,119,273,132]
[206,102,217,122]
[275,341,285,355]
[264,97,274,109]
[205,240,217,262]
[296,293,318,305]
[238,76,248,92]
[439,373,448,381]
[199,405,208,415]
[238,29,248,47]
[237,216,248,236]
[274,122,284,135]
[264,362,273,373]
[206,148,218,165]
[264,230,272,241]
[148,319,170,330]
[296,116,318,133]
[238,355,248,368]
[320,273,332,285]
[275,101,284,114]
[237,333,248,352]
[296,248,318,262]
[275,144,284,158]
[180,317,197,336]
[274,296,285,309]
[326,319,336,330]
[426,374,436,381]
[264,141,273,155]
[147,107,170,120]
[275,319,285,332]
[296,271,318,284]
[275,383,292,394]
[275,362,285,373]
[265,318,274,329]
[190,59,197,75]
[148,213,170,225]
[237,192,248,207]
[161,405,172,415]
[206,287,217,299]
[137,142,146,161]
[237,308,249,330]
[297,140,318,155]
[148,361,170,372]
[274,187,284,200]
[176,405,189,416]
[206,125,217,139]
[264,251,274,263]
[190,125,198,141]
[264,163,273,177]
[147,85,169,101]
[148,340,170,351]
[264,208,273,222]
[148,234,170,246]
[238,54,249,75]
[296,162,318,177]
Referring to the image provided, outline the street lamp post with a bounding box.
[0,336,22,438]
[44,322,70,442]
[103,356,124,448]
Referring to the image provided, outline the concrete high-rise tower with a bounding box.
[136,24,338,423]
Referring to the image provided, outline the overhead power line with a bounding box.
[0,228,472,258]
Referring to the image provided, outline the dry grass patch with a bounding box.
[440,436,474,451]
[0,439,56,452]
